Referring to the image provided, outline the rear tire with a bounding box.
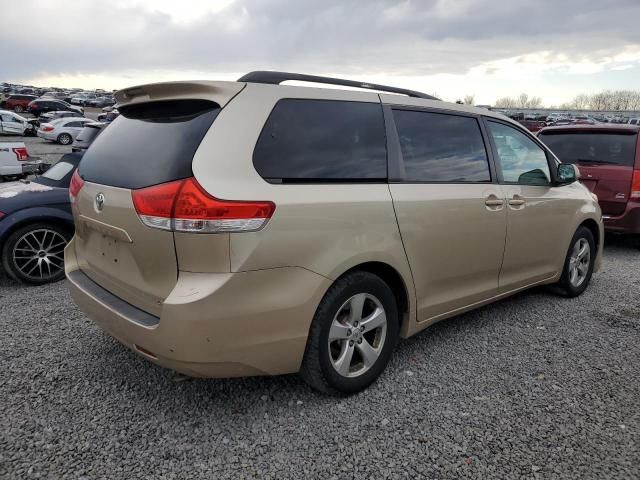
[2,223,71,285]
[552,226,596,297]
[57,133,72,145]
[300,271,399,395]
[14,105,23,113]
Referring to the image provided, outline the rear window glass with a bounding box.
[393,110,491,182]
[78,100,219,189]
[539,131,638,166]
[253,99,387,182]
[42,161,74,181]
[75,125,102,144]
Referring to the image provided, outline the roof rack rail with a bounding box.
[237,71,439,100]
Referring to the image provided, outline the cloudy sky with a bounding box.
[3,0,640,105]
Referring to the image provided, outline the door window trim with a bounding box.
[383,104,497,184]
[482,117,561,186]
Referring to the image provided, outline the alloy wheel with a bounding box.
[568,238,590,288]
[12,228,67,282]
[328,293,387,378]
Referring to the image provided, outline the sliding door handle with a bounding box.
[508,195,525,207]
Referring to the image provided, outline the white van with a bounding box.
[0,142,44,180]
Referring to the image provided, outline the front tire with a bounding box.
[57,133,72,145]
[14,105,24,113]
[300,271,399,395]
[2,223,71,285]
[552,226,596,297]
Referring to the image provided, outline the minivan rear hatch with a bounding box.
[539,129,639,216]
[70,82,243,315]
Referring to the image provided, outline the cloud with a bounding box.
[2,0,640,101]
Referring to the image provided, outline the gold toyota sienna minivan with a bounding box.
[66,72,603,394]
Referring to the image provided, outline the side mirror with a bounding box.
[557,163,579,184]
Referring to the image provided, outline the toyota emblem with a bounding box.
[95,193,105,212]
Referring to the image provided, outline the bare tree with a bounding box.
[494,90,640,110]
[463,94,475,105]
[494,96,518,108]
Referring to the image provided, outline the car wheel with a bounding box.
[552,226,596,297]
[300,271,399,395]
[57,133,72,145]
[14,105,23,113]
[1,223,71,285]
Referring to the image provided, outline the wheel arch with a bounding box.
[332,261,412,338]
[0,211,74,250]
[579,218,600,252]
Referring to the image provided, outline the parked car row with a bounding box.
[1,82,116,121]
[504,111,640,132]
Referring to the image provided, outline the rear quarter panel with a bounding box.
[191,84,417,333]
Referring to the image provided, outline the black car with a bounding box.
[0,153,81,284]
[27,99,83,117]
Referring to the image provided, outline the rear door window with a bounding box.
[538,131,637,167]
[392,109,491,182]
[78,99,220,189]
[253,99,387,182]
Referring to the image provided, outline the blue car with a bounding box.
[0,153,81,284]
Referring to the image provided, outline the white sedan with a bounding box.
[0,110,31,135]
[37,117,94,145]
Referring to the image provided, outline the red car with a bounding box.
[1,94,38,113]
[519,119,546,132]
[538,124,640,237]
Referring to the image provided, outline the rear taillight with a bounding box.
[632,170,640,199]
[132,177,275,233]
[41,126,54,132]
[12,147,28,161]
[69,170,85,203]
[0,211,5,220]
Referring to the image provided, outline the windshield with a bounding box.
[539,132,637,166]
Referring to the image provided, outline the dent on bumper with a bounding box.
[66,241,331,377]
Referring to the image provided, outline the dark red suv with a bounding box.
[538,124,640,236]
[1,94,38,113]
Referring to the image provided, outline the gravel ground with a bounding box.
[0,238,638,479]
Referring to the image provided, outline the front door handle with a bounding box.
[508,195,525,207]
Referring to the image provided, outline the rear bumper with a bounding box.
[603,201,640,235]
[65,238,331,378]
[37,130,57,141]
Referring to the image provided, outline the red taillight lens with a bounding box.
[131,179,184,230]
[12,147,28,161]
[0,211,5,220]
[69,170,85,203]
[42,125,54,132]
[132,177,275,233]
[631,170,640,199]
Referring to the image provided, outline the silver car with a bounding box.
[37,117,93,145]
